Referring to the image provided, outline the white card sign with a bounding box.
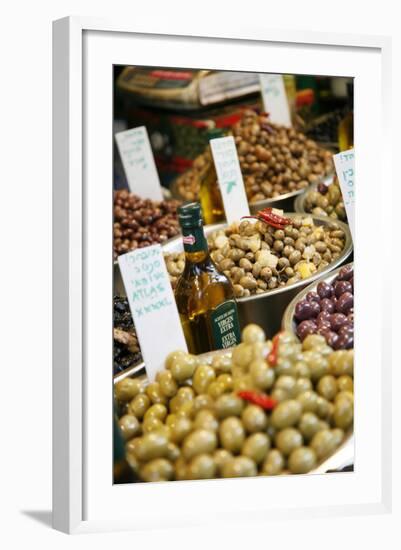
[115,126,163,201]
[259,74,292,127]
[333,149,355,240]
[210,136,250,224]
[118,244,187,381]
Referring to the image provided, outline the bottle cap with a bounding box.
[178,202,203,228]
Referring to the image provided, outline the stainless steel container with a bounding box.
[114,349,354,475]
[282,262,354,337]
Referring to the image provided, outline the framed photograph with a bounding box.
[52,16,392,534]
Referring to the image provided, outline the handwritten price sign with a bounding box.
[333,149,355,240]
[210,136,250,224]
[118,244,187,380]
[115,126,163,201]
[259,74,292,128]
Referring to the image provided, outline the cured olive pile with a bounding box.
[114,296,142,375]
[294,265,354,350]
[113,190,181,259]
[115,325,353,481]
[172,110,333,204]
[303,179,346,221]
[165,216,347,297]
[233,110,333,202]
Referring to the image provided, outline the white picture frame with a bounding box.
[52,16,392,534]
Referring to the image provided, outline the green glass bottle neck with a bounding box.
[182,224,209,263]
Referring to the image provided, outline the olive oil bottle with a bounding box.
[338,81,354,151]
[175,202,241,354]
[198,128,225,225]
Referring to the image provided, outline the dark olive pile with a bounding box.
[306,109,346,144]
[114,296,142,375]
[114,325,353,482]
[113,190,181,260]
[294,265,353,349]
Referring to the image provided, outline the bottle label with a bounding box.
[210,300,241,349]
[182,226,208,253]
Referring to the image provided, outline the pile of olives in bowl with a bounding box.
[293,264,354,349]
[302,179,346,221]
[114,324,353,482]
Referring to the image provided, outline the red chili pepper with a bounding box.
[237,390,277,411]
[267,332,282,366]
[242,208,291,230]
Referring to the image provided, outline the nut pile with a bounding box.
[165,216,346,297]
[294,265,354,350]
[303,179,346,221]
[114,190,181,259]
[115,325,353,482]
[234,111,333,202]
[114,296,142,375]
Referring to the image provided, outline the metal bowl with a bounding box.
[281,262,354,338]
[114,348,354,475]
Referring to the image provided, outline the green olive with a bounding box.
[296,390,319,413]
[298,412,322,441]
[333,395,353,429]
[242,324,266,344]
[176,401,196,419]
[169,416,192,444]
[217,374,233,391]
[174,457,188,481]
[192,365,216,395]
[288,447,317,474]
[328,350,353,377]
[182,429,217,460]
[242,433,270,463]
[211,353,232,374]
[251,341,271,360]
[139,458,174,482]
[165,350,187,370]
[275,375,297,397]
[207,381,226,399]
[193,410,219,432]
[231,343,254,368]
[128,393,151,419]
[271,388,290,403]
[317,375,338,401]
[219,417,246,453]
[271,400,302,429]
[213,449,233,473]
[115,377,144,402]
[169,353,198,382]
[250,360,275,390]
[302,334,327,350]
[144,403,168,422]
[221,456,257,478]
[134,432,169,461]
[193,394,215,413]
[187,454,217,480]
[118,414,141,440]
[241,404,268,433]
[337,375,354,393]
[215,393,244,419]
[293,377,313,396]
[310,429,339,459]
[169,388,194,413]
[275,358,296,377]
[156,370,178,398]
[146,382,167,405]
[142,416,164,433]
[166,442,180,462]
[304,352,329,382]
[275,428,303,456]
[261,449,285,475]
[293,362,311,378]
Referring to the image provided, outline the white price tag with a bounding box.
[115,126,163,201]
[333,149,355,240]
[118,244,187,381]
[210,136,250,224]
[259,74,292,127]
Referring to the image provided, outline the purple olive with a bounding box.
[309,300,321,318]
[306,291,320,302]
[296,320,317,341]
[330,313,348,331]
[347,312,354,324]
[317,321,331,333]
[317,311,331,326]
[334,332,354,350]
[334,280,352,298]
[337,265,353,281]
[320,298,335,313]
[323,330,339,349]
[294,300,313,321]
[317,182,328,195]
[336,292,354,314]
[317,281,333,299]
[339,324,354,337]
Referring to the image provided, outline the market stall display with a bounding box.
[114,296,142,375]
[295,178,347,221]
[114,324,353,482]
[282,264,354,349]
[113,190,181,259]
